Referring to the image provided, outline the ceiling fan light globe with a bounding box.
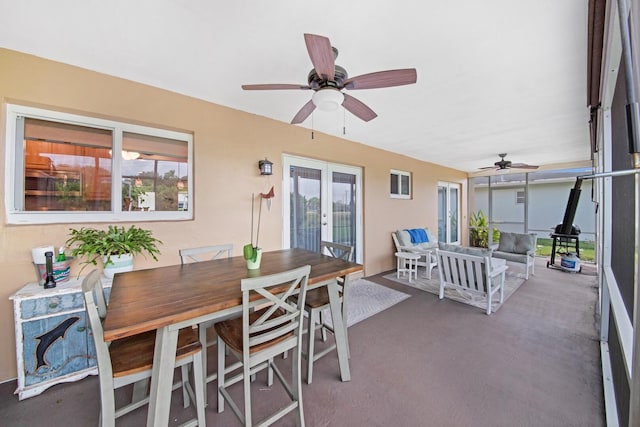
[312,89,344,111]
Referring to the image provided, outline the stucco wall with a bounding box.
[0,48,466,382]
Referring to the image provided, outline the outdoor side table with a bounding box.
[395,252,420,283]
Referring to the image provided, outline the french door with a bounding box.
[283,155,363,263]
[438,182,460,244]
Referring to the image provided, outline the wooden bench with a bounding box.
[435,248,508,315]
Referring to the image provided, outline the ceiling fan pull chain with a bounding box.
[311,112,315,140]
[343,108,346,135]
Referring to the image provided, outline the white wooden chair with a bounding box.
[215,265,311,426]
[179,243,233,264]
[298,241,353,384]
[81,270,205,426]
[179,243,233,388]
[435,249,508,315]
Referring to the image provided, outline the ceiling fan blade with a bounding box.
[344,69,417,90]
[510,163,539,169]
[304,33,335,81]
[291,100,316,124]
[242,84,311,90]
[342,94,377,122]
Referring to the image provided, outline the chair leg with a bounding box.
[181,364,190,408]
[342,310,350,359]
[267,358,274,387]
[292,342,305,427]
[319,312,328,342]
[306,309,319,384]
[100,380,116,427]
[530,255,535,277]
[217,336,226,413]
[243,362,253,427]
[131,379,148,404]
[198,324,209,404]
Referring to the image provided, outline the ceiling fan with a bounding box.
[480,153,539,171]
[241,33,417,124]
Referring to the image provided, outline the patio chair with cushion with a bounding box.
[491,232,537,279]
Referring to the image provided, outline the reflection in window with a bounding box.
[6,104,193,224]
[121,132,188,212]
[23,118,113,211]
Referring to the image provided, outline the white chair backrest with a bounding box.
[320,241,353,262]
[391,232,402,252]
[436,250,491,293]
[81,269,114,380]
[179,243,233,264]
[240,265,311,358]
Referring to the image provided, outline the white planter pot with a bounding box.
[246,248,262,270]
[103,253,134,278]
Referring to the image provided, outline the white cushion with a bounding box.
[396,230,412,247]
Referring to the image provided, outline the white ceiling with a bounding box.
[0,0,591,173]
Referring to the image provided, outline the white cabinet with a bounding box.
[10,276,112,400]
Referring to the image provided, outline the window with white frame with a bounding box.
[390,169,411,199]
[5,104,193,224]
[516,190,525,204]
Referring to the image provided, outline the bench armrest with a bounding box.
[489,264,508,278]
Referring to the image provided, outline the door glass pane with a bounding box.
[449,187,459,242]
[332,171,357,260]
[437,186,446,241]
[289,166,321,252]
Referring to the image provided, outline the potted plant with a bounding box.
[469,210,500,248]
[243,193,263,269]
[243,187,275,270]
[66,224,162,278]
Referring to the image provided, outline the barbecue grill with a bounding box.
[547,223,581,269]
[547,178,583,271]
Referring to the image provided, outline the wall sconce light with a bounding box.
[259,158,273,175]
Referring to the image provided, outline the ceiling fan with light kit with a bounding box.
[479,153,539,172]
[241,33,417,124]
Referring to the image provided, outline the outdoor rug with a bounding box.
[383,263,526,313]
[321,278,410,328]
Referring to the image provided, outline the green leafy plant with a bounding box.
[469,210,500,248]
[66,225,162,274]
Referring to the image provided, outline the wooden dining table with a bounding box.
[102,247,363,427]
